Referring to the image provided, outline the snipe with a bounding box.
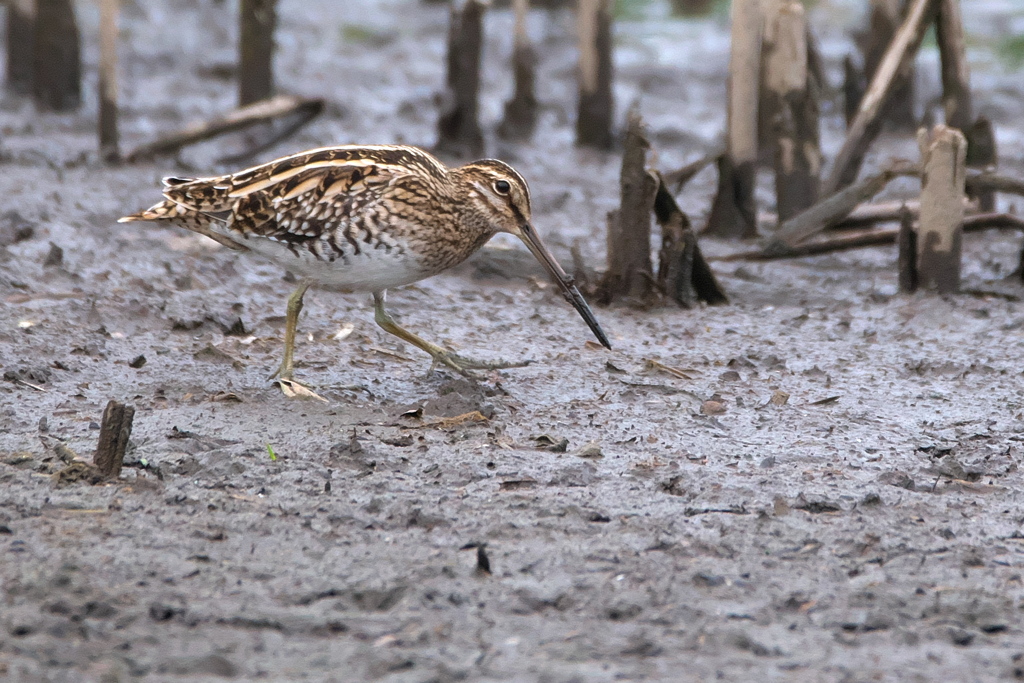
[120,144,610,396]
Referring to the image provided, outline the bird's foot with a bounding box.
[273,376,328,402]
[427,348,532,378]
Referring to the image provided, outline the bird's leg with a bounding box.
[372,291,530,377]
[269,282,326,400]
[270,281,310,381]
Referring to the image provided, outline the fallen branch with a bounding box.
[662,148,723,193]
[761,198,985,232]
[823,0,937,195]
[966,170,1024,199]
[124,94,324,163]
[764,159,919,253]
[716,212,1024,262]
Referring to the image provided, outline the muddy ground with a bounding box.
[3,1,1024,681]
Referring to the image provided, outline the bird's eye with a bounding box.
[494,180,511,195]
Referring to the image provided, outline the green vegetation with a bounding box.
[266,443,278,461]
[339,23,396,47]
[996,34,1024,69]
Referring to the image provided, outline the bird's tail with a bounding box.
[118,198,247,251]
[117,199,181,224]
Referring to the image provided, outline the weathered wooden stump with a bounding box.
[705,0,760,238]
[654,176,728,307]
[94,400,135,478]
[498,0,538,141]
[842,55,865,128]
[99,0,119,162]
[966,117,997,211]
[575,0,614,149]
[598,107,655,304]
[238,0,277,106]
[32,0,81,111]
[917,124,967,293]
[897,205,918,293]
[438,0,486,156]
[761,1,820,221]
[6,0,36,95]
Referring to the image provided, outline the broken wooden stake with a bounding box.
[238,0,277,106]
[936,0,972,132]
[438,0,486,156]
[917,124,967,293]
[94,400,135,478]
[6,0,36,95]
[842,55,864,128]
[897,204,918,293]
[823,0,936,195]
[498,0,538,140]
[575,0,614,149]
[124,94,323,163]
[32,0,81,111]
[598,107,655,305]
[761,1,820,220]
[966,116,997,211]
[705,0,760,238]
[99,0,119,162]
[654,173,728,307]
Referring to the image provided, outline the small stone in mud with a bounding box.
[605,361,626,374]
[129,354,147,369]
[719,370,741,382]
[701,399,726,415]
[693,572,725,588]
[794,494,841,514]
[148,602,181,622]
[860,492,883,507]
[576,441,603,458]
[0,211,34,246]
[878,470,915,490]
[948,628,974,647]
[43,242,63,267]
[380,434,414,447]
[476,545,491,575]
[4,366,51,385]
[533,434,568,452]
[769,390,790,406]
[773,496,790,516]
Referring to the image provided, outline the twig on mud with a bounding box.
[405,411,490,430]
[683,505,749,516]
[368,346,415,362]
[643,359,695,380]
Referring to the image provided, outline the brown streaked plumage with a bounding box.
[120,144,610,396]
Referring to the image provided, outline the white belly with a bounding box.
[236,234,433,291]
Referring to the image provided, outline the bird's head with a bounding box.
[452,159,611,350]
[453,158,533,235]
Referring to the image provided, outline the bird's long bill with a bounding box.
[517,223,612,349]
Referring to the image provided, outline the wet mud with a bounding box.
[3,1,1024,681]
